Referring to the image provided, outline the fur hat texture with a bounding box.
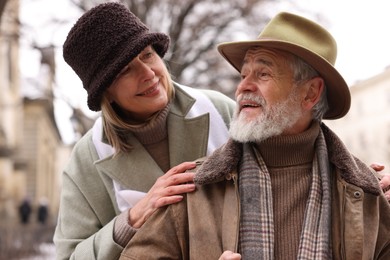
[63,2,170,111]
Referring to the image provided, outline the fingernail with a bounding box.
[373,162,384,167]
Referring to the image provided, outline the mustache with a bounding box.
[236,93,266,107]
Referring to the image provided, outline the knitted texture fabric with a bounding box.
[238,123,332,259]
[130,105,170,172]
[238,143,274,259]
[255,123,317,259]
[63,2,170,111]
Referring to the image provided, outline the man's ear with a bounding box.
[302,77,324,110]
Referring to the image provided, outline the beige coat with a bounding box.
[53,84,235,260]
[120,124,390,260]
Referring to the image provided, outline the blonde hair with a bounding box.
[101,72,175,154]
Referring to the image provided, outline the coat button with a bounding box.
[353,191,362,199]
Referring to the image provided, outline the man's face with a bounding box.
[229,47,305,142]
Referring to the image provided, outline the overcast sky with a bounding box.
[289,0,390,85]
[19,0,390,143]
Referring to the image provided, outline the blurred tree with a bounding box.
[0,0,9,21]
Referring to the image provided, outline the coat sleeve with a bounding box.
[53,132,123,260]
[120,200,189,260]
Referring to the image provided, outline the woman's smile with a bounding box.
[137,82,159,97]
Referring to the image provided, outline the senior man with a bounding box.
[120,12,390,260]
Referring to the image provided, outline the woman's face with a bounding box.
[107,46,170,122]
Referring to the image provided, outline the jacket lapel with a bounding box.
[94,84,211,191]
[95,135,164,192]
[168,85,210,167]
[321,123,381,195]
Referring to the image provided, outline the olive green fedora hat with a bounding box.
[218,12,350,119]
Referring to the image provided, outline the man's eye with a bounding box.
[256,72,271,79]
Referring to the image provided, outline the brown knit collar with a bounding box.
[193,122,381,195]
[255,122,319,167]
[130,104,169,145]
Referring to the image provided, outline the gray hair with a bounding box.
[290,55,329,121]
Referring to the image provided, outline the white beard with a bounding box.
[229,91,303,143]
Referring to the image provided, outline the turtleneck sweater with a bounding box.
[255,122,320,260]
[129,105,170,172]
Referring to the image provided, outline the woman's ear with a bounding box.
[302,77,324,110]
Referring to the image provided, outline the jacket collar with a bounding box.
[321,123,380,195]
[95,83,211,190]
[167,83,211,167]
[194,123,381,195]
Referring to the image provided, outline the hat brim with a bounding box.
[87,32,170,111]
[218,40,350,119]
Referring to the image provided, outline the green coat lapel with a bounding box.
[167,113,209,167]
[168,85,210,167]
[95,135,163,192]
[94,84,210,192]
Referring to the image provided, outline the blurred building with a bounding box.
[325,66,390,169]
[0,0,24,220]
[0,0,72,224]
[16,98,70,220]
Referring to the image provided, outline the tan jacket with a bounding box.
[120,124,390,260]
[53,83,235,260]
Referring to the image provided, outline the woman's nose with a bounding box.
[138,62,155,81]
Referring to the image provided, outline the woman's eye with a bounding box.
[116,66,130,78]
[144,51,153,58]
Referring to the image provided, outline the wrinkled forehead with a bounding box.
[242,47,294,70]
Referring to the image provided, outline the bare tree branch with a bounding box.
[0,0,8,21]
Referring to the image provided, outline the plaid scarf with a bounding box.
[238,129,332,259]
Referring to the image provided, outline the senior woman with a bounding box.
[53,3,234,259]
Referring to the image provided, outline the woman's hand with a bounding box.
[371,163,390,201]
[219,250,241,260]
[129,161,197,228]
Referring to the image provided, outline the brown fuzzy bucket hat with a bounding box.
[63,2,170,111]
[218,12,350,120]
